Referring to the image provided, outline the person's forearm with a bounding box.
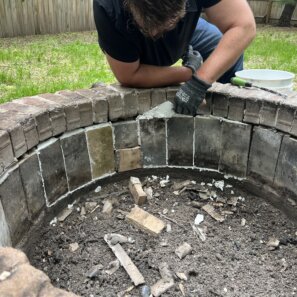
[196,25,256,84]
[121,64,192,88]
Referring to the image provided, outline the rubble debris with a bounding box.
[0,271,11,281]
[267,237,280,250]
[58,208,73,222]
[141,285,151,297]
[280,258,288,272]
[95,185,102,193]
[173,180,191,191]
[159,213,186,231]
[173,191,180,196]
[162,208,169,215]
[199,192,209,200]
[105,233,135,245]
[194,214,204,225]
[226,184,233,188]
[104,234,145,286]
[49,217,57,226]
[105,259,120,275]
[166,223,172,233]
[176,272,188,281]
[102,199,113,214]
[221,210,234,215]
[214,180,224,191]
[127,206,165,236]
[160,175,170,187]
[192,225,207,242]
[241,218,246,226]
[144,187,153,199]
[117,286,135,297]
[179,283,186,296]
[85,202,98,213]
[69,242,79,252]
[80,206,86,216]
[189,201,204,209]
[160,239,169,247]
[86,264,103,278]
[129,177,147,205]
[151,263,174,297]
[227,197,239,207]
[202,204,225,222]
[175,242,192,260]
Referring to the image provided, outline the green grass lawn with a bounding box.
[0,26,296,104]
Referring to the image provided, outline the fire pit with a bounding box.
[0,83,296,296]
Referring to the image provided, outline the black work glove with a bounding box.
[174,75,211,116]
[182,45,203,74]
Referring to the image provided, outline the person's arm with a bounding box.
[105,54,192,88]
[196,0,256,83]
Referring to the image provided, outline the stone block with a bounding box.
[166,86,179,103]
[139,118,166,166]
[0,166,30,245]
[219,120,252,177]
[116,147,142,172]
[195,116,222,169]
[86,124,115,179]
[107,91,124,121]
[60,130,92,190]
[259,101,278,128]
[275,136,297,196]
[151,88,167,108]
[38,139,68,204]
[228,96,245,122]
[197,91,212,115]
[275,105,296,133]
[0,130,15,175]
[113,120,139,149]
[248,127,283,183]
[243,98,261,124]
[136,89,152,114]
[49,108,67,136]
[0,200,11,247]
[167,116,194,166]
[19,152,45,218]
[212,93,229,118]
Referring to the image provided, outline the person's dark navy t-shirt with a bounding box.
[93,0,220,66]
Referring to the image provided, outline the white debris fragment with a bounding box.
[223,288,228,293]
[238,196,245,202]
[173,191,179,196]
[49,217,57,226]
[166,224,172,233]
[85,202,98,213]
[192,225,207,242]
[152,175,158,181]
[191,181,196,185]
[194,214,204,225]
[201,182,205,186]
[69,242,79,252]
[160,175,170,187]
[267,237,280,249]
[102,199,113,214]
[226,184,233,188]
[179,283,186,296]
[144,187,153,199]
[0,271,11,281]
[241,218,246,226]
[231,190,235,195]
[95,185,102,193]
[105,259,120,275]
[214,180,224,191]
[176,272,188,281]
[58,208,73,222]
[163,209,169,215]
[207,183,213,187]
[175,243,192,259]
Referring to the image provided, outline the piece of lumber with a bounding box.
[202,204,225,222]
[129,177,147,205]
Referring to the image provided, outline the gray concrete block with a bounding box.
[113,121,139,149]
[259,101,278,128]
[0,130,15,175]
[136,89,152,114]
[212,93,229,118]
[219,120,252,177]
[167,117,194,166]
[0,200,11,247]
[19,153,45,218]
[243,98,261,124]
[248,127,283,183]
[86,124,115,179]
[38,139,68,204]
[151,88,167,108]
[49,108,67,136]
[275,136,297,196]
[60,130,92,191]
[108,92,124,122]
[139,118,166,166]
[0,166,30,245]
[228,97,245,122]
[194,116,222,169]
[275,105,295,133]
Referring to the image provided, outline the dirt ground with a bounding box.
[27,174,297,297]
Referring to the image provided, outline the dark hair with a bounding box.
[124,0,186,38]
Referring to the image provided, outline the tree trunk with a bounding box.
[278,3,296,27]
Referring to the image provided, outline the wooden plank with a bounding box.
[48,0,55,34]
[2,0,14,37]
[16,0,26,36]
[0,0,7,37]
[10,0,22,36]
[27,0,36,35]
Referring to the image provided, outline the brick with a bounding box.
[197,91,212,116]
[40,93,81,131]
[49,108,67,136]
[60,130,92,190]
[259,101,278,128]
[19,152,45,218]
[275,136,297,196]
[86,124,115,179]
[194,116,222,169]
[0,166,30,245]
[166,86,179,103]
[228,96,245,122]
[0,200,11,247]
[116,147,142,172]
[107,91,124,121]
[129,176,147,205]
[212,93,229,118]
[126,205,165,236]
[151,88,167,108]
[167,116,194,166]
[38,139,68,204]
[219,120,252,177]
[275,105,296,133]
[113,120,139,149]
[248,127,283,183]
[136,88,151,114]
[243,98,261,124]
[0,130,15,175]
[139,118,166,166]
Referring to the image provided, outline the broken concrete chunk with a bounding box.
[173,180,191,191]
[241,218,246,226]
[144,186,153,199]
[69,242,79,252]
[86,264,103,278]
[267,237,280,250]
[58,208,73,222]
[175,243,192,260]
[85,202,98,213]
[105,259,120,275]
[105,233,135,245]
[176,272,188,281]
[151,263,174,297]
[102,199,113,214]
[214,180,224,191]
[192,225,207,242]
[80,206,86,216]
[227,197,239,206]
[179,283,186,296]
[126,206,165,236]
[129,177,147,205]
[194,214,204,225]
[202,204,225,222]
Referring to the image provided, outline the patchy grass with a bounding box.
[0,26,296,103]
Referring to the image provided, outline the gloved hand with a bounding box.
[174,75,211,116]
[182,45,203,74]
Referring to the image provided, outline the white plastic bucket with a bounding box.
[235,69,295,91]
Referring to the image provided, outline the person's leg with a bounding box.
[190,18,243,83]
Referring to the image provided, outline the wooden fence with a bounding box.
[0,0,297,38]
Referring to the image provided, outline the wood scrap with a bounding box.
[202,204,225,222]
[129,177,147,205]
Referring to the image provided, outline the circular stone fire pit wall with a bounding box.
[0,83,297,296]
